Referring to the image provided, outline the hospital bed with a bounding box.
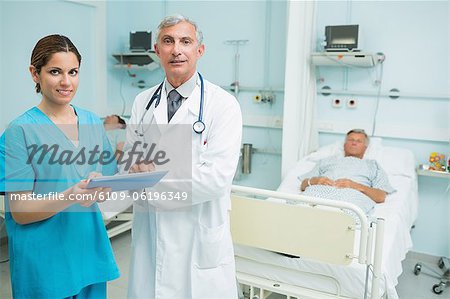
[104,207,133,239]
[0,195,4,219]
[0,192,132,239]
[231,140,418,299]
[101,115,134,238]
[99,192,134,239]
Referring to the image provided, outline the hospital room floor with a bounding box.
[0,232,449,299]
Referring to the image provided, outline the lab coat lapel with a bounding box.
[153,86,169,125]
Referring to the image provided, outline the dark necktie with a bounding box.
[167,89,183,122]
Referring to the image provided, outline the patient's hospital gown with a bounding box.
[301,156,395,213]
[0,106,119,298]
[106,127,126,153]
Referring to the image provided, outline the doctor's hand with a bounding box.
[73,172,112,207]
[129,161,156,173]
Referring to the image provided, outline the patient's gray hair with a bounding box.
[346,129,370,145]
[156,14,203,46]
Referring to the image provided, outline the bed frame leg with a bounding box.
[371,218,385,299]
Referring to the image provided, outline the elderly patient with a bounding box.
[104,114,126,156]
[300,129,395,214]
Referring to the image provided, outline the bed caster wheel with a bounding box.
[432,283,444,295]
[414,263,421,275]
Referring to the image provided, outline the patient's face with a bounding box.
[344,133,367,158]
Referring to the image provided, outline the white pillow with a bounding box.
[363,137,383,159]
[306,141,344,162]
[279,139,415,193]
[278,160,315,192]
[301,137,415,177]
[376,146,416,178]
[306,137,383,162]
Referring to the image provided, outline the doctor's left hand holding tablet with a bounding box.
[0,34,119,298]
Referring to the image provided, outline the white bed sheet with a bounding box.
[234,145,418,299]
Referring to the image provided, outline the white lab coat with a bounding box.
[124,76,242,299]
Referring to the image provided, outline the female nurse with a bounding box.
[0,35,119,298]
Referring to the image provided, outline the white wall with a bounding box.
[315,1,450,257]
[106,1,287,190]
[0,1,106,130]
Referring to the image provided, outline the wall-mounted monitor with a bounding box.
[325,25,359,51]
[130,31,152,52]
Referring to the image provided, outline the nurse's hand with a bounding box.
[129,161,155,173]
[74,172,112,207]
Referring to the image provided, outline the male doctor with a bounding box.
[124,14,242,298]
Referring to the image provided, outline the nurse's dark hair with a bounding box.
[30,34,82,93]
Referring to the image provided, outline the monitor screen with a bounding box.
[130,31,152,52]
[325,25,359,50]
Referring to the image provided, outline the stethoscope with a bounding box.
[135,72,205,137]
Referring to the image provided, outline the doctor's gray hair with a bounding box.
[156,14,203,46]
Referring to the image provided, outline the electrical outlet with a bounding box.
[260,91,275,104]
[347,98,357,108]
[332,98,343,108]
[261,93,275,104]
[254,92,276,104]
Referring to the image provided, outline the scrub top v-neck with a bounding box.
[36,105,81,151]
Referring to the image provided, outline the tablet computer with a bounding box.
[87,171,168,192]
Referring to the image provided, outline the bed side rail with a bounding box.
[230,185,370,265]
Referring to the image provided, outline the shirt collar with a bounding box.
[164,72,199,99]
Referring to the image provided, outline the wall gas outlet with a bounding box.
[332,98,343,108]
[347,98,357,108]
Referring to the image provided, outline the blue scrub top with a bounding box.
[0,106,119,298]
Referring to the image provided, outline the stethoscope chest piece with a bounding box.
[193,120,205,134]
